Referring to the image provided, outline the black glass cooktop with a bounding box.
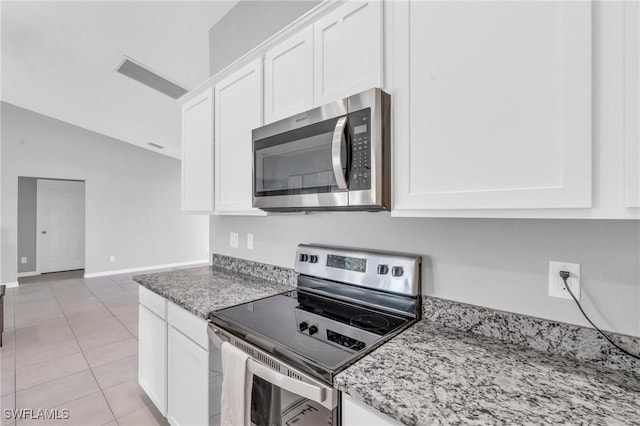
[210,290,411,372]
[296,291,408,335]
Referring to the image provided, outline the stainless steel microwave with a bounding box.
[252,88,390,212]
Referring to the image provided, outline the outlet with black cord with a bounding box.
[559,270,640,360]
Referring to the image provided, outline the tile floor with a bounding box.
[0,270,171,426]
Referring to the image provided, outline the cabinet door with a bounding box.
[139,305,167,416]
[392,1,592,213]
[264,26,314,123]
[167,326,209,426]
[342,394,402,426]
[181,87,214,212]
[313,1,383,105]
[215,59,266,215]
[625,1,640,207]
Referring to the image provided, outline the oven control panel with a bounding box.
[327,330,366,351]
[295,244,421,297]
[294,308,379,353]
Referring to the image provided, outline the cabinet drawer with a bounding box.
[139,286,167,319]
[167,301,208,349]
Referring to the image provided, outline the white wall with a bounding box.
[212,215,640,337]
[2,102,209,282]
[209,1,640,337]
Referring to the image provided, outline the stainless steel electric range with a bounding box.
[208,244,421,426]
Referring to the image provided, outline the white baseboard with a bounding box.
[83,259,210,278]
[17,271,41,278]
[1,281,19,288]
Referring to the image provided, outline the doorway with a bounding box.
[17,177,86,276]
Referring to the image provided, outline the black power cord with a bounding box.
[559,271,640,360]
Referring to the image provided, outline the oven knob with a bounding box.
[299,322,308,332]
[308,325,318,336]
[299,254,309,262]
[376,264,389,275]
[352,342,365,351]
[392,266,404,277]
[309,255,318,263]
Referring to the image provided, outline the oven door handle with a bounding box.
[208,326,226,349]
[247,358,327,404]
[208,326,328,405]
[331,116,349,190]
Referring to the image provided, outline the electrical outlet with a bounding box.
[21,257,27,264]
[230,232,239,248]
[109,255,116,263]
[548,261,580,300]
[247,233,254,250]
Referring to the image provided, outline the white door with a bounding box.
[392,1,592,213]
[139,305,168,416]
[181,87,215,213]
[264,26,314,123]
[215,58,266,215]
[37,179,85,273]
[313,1,383,105]
[167,326,209,426]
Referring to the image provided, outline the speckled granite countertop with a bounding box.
[133,265,293,319]
[334,319,640,426]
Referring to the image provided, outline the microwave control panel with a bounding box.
[349,108,371,191]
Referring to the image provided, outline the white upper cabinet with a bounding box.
[181,87,214,213]
[392,1,592,214]
[624,1,640,208]
[313,1,383,105]
[215,59,266,215]
[264,27,314,123]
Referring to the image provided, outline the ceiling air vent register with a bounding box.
[115,56,188,99]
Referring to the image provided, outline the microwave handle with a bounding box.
[331,116,349,190]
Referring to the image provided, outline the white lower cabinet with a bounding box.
[139,287,220,426]
[138,305,168,416]
[342,394,403,426]
[167,326,209,426]
[342,393,402,426]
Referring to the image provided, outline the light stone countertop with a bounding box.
[134,258,640,425]
[334,319,640,426]
[133,265,293,319]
